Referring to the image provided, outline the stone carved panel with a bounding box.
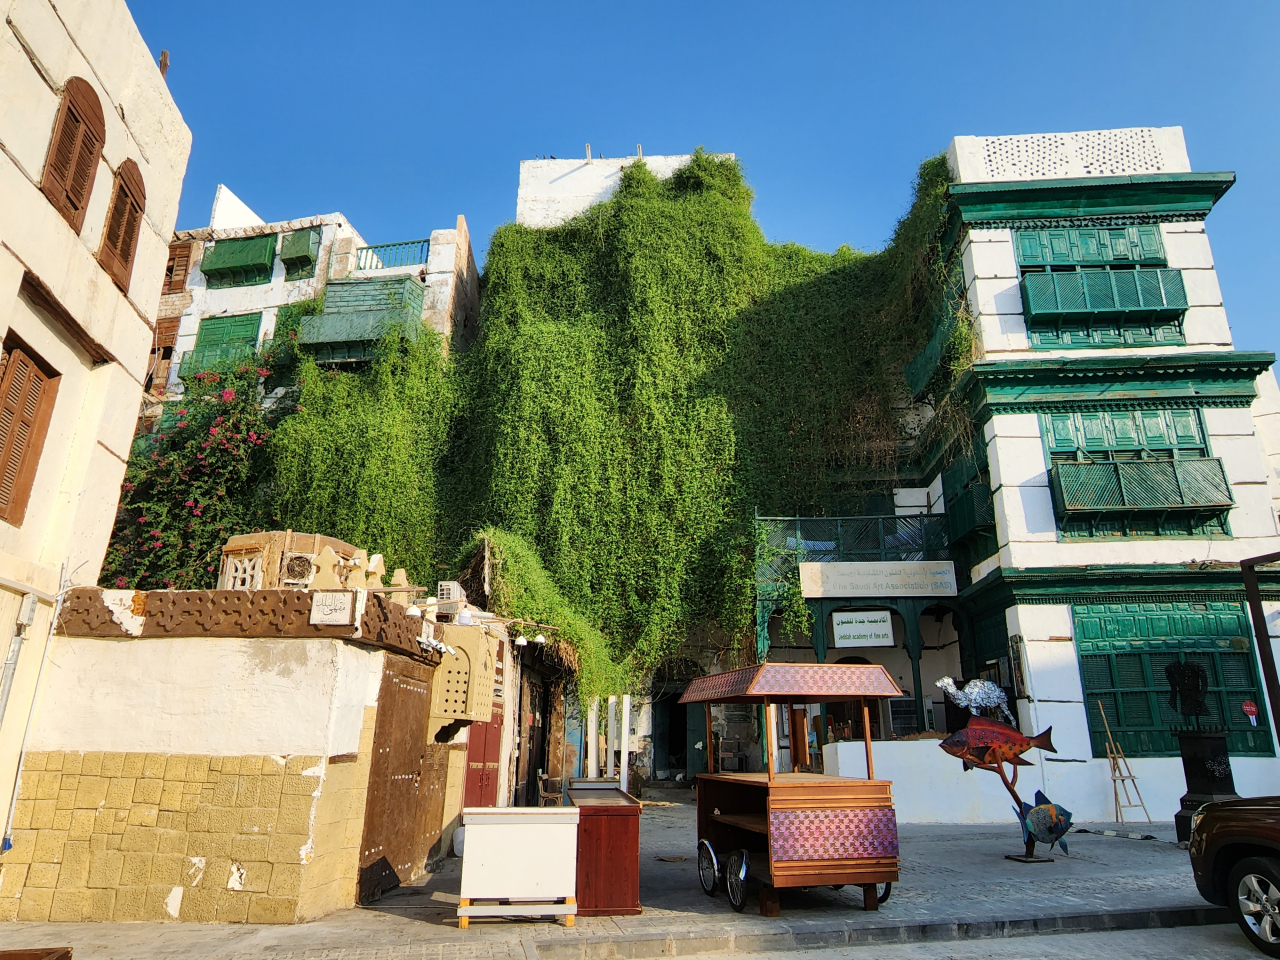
[57,587,436,664]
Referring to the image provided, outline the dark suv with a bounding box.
[1190,796,1280,956]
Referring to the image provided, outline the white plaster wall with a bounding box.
[926,474,944,514]
[825,740,1277,824]
[326,642,385,757]
[516,154,732,228]
[982,403,1280,568]
[893,486,928,516]
[29,637,384,756]
[1250,371,1280,527]
[209,184,265,230]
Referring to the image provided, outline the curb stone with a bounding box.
[525,905,1231,960]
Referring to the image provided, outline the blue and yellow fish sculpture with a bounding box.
[1015,790,1073,855]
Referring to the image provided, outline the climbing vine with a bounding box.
[269,327,455,582]
[445,150,956,679]
[104,150,961,693]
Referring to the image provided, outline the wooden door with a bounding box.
[481,705,502,806]
[357,655,443,902]
[463,706,504,807]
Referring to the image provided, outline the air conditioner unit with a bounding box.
[437,581,467,604]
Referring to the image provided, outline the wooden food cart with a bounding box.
[680,663,903,916]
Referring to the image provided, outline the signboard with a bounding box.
[310,591,355,625]
[799,561,957,599]
[831,610,894,648]
[1243,700,1259,727]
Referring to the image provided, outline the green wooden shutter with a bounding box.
[1074,602,1273,758]
[281,227,321,281]
[201,236,277,288]
[180,313,262,377]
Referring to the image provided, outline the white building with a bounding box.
[0,0,190,893]
[761,127,1280,824]
[148,188,479,407]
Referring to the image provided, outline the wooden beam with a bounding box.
[861,698,875,781]
[705,703,714,774]
[765,702,776,783]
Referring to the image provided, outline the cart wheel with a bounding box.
[878,882,892,904]
[697,839,719,897]
[725,849,749,913]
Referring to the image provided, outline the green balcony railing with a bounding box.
[755,514,950,598]
[1050,458,1233,518]
[355,239,430,272]
[1021,267,1188,321]
[177,341,257,378]
[947,483,995,544]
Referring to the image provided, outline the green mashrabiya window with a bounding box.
[1075,601,1273,759]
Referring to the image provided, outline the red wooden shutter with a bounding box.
[40,78,105,232]
[99,159,147,294]
[0,348,58,526]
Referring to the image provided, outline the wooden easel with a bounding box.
[1097,700,1151,823]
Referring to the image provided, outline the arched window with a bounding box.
[99,159,146,293]
[40,77,105,232]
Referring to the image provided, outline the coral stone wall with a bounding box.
[0,746,365,923]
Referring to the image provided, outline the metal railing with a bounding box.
[355,239,430,272]
[755,514,950,595]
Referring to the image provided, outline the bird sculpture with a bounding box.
[936,676,1016,724]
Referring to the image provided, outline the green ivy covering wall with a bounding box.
[105,150,958,691]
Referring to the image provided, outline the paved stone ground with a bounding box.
[3,792,1224,960]
[746,924,1254,960]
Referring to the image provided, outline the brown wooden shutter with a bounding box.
[163,242,192,293]
[0,347,59,527]
[99,159,147,294]
[40,78,105,233]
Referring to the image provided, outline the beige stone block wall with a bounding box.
[296,706,376,921]
[0,744,370,923]
[438,742,468,862]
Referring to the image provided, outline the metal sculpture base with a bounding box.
[1005,839,1054,864]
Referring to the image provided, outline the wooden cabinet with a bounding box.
[571,788,641,916]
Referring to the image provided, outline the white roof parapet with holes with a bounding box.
[947,127,1192,184]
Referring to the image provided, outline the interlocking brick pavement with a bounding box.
[1,794,1223,960]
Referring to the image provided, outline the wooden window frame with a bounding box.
[0,333,61,528]
[40,77,106,233]
[98,159,146,294]
[162,241,193,294]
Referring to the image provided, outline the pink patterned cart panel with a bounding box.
[680,663,901,703]
[768,807,899,862]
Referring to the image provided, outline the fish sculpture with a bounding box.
[1016,790,1073,855]
[939,716,1055,772]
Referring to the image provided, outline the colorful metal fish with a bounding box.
[939,716,1056,771]
[1016,790,1073,855]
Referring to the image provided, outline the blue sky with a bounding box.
[129,1,1279,355]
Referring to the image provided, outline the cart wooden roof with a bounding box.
[678,662,903,704]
